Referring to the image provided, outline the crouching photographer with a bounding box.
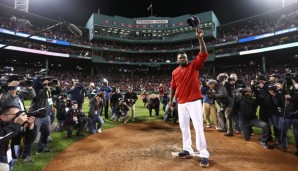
[64,101,86,138]
[234,87,270,149]
[163,102,178,124]
[87,93,105,133]
[55,93,71,132]
[114,99,129,123]
[147,94,160,117]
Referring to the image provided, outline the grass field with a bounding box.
[13,98,296,171]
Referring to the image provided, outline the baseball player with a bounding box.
[169,28,210,167]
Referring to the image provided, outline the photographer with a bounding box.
[207,79,234,136]
[272,77,298,155]
[124,87,138,121]
[68,79,85,110]
[87,93,105,133]
[0,106,28,171]
[234,87,270,149]
[160,92,170,112]
[225,73,247,134]
[87,82,97,100]
[50,79,62,124]
[163,102,178,124]
[0,80,37,164]
[141,91,149,108]
[29,79,53,154]
[114,99,129,123]
[252,75,279,142]
[147,94,160,117]
[110,89,123,117]
[98,80,113,119]
[55,93,70,132]
[64,100,86,138]
[201,79,218,129]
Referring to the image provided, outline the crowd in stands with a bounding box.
[215,33,298,55]
[92,39,215,51]
[101,51,178,63]
[94,25,214,41]
[0,36,92,57]
[216,8,298,43]
[0,16,91,46]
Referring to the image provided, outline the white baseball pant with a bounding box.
[178,99,210,158]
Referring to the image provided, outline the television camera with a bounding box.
[0,67,58,91]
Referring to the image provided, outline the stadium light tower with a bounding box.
[15,0,29,12]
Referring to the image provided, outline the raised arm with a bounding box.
[197,29,207,54]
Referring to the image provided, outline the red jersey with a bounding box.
[170,52,208,104]
[159,86,164,95]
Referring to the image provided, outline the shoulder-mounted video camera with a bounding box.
[0,74,25,86]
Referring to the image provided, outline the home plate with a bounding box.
[171,152,200,157]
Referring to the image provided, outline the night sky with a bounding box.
[0,0,283,26]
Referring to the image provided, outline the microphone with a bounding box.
[58,17,82,37]
[0,17,83,50]
[67,23,83,37]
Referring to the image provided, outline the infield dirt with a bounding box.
[44,122,297,171]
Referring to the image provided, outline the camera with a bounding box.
[232,88,244,100]
[219,103,226,112]
[72,110,86,123]
[127,99,134,107]
[284,72,296,85]
[23,69,57,90]
[16,108,46,117]
[58,93,68,99]
[206,89,216,97]
[0,74,25,87]
[251,81,262,93]
[267,84,277,93]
